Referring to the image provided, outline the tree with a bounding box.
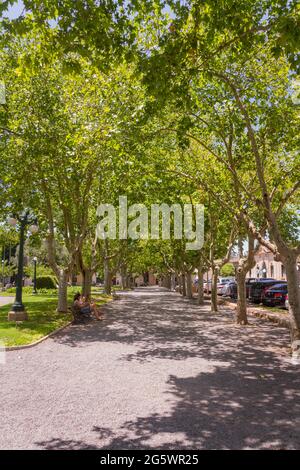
[139,7,300,355]
[1,35,142,308]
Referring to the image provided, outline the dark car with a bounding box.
[245,278,258,297]
[262,283,288,308]
[248,279,283,304]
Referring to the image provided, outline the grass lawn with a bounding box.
[259,305,288,315]
[0,291,111,347]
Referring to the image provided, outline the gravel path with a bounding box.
[0,296,14,307]
[1,287,299,450]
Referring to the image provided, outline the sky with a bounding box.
[4,0,25,19]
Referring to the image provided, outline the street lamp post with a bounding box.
[7,210,38,321]
[33,257,37,294]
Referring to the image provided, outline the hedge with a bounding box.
[36,275,58,289]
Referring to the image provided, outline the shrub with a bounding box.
[221,263,235,277]
[5,286,33,294]
[34,288,58,295]
[36,275,58,289]
[5,286,58,296]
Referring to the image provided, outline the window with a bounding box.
[270,264,274,278]
[256,265,260,278]
[281,264,286,278]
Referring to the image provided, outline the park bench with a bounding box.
[69,304,93,324]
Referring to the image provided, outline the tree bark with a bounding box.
[162,275,171,289]
[178,274,182,294]
[235,234,257,325]
[181,273,186,297]
[211,267,219,313]
[285,254,300,361]
[120,266,128,290]
[82,268,92,300]
[170,273,176,291]
[57,268,68,313]
[197,269,204,305]
[104,258,112,295]
[236,269,248,324]
[186,272,193,299]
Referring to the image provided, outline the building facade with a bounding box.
[248,246,300,282]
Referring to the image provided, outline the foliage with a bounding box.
[221,264,235,277]
[0,1,299,335]
[4,286,59,295]
[23,264,54,278]
[36,275,58,290]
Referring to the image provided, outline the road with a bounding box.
[0,287,299,449]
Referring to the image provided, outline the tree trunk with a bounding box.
[186,272,193,299]
[120,266,128,290]
[197,269,204,305]
[285,254,300,361]
[164,274,171,289]
[57,268,68,313]
[211,268,218,313]
[82,268,92,300]
[235,233,257,325]
[181,273,186,297]
[178,275,182,294]
[104,258,112,295]
[171,273,176,291]
[236,268,248,324]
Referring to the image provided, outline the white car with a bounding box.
[217,277,235,295]
[203,280,212,293]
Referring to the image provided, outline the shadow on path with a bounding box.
[32,287,300,450]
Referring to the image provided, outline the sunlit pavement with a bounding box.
[0,296,14,307]
[0,287,299,450]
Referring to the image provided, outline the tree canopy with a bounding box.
[0,0,299,352]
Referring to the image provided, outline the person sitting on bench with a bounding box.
[73,292,103,321]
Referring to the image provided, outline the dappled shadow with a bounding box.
[52,287,224,349]
[34,287,300,450]
[95,359,300,450]
[36,437,99,450]
[52,288,290,363]
[36,351,300,449]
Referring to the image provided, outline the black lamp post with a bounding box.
[7,210,38,321]
[33,256,38,294]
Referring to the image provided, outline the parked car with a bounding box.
[203,280,212,293]
[262,283,288,308]
[192,278,199,293]
[285,293,289,310]
[223,278,257,299]
[248,279,284,304]
[222,280,237,298]
[217,277,235,295]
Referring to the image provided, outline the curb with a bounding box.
[224,301,290,328]
[5,321,73,352]
[4,296,114,352]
